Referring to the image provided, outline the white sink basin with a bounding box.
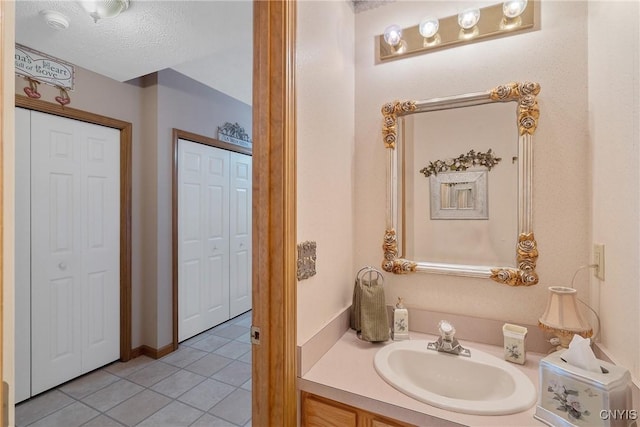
[374,340,537,415]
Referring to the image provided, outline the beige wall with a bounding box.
[296,0,356,345]
[12,66,251,352]
[155,69,252,348]
[14,68,148,349]
[588,1,640,379]
[354,0,590,329]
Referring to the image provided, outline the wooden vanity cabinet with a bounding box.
[301,392,416,427]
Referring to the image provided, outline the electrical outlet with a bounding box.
[593,244,605,280]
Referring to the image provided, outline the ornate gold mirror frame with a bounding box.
[382,82,540,286]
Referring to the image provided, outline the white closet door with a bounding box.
[30,111,120,395]
[229,152,252,317]
[15,108,32,402]
[178,139,230,341]
[79,119,121,370]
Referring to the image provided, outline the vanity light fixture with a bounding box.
[419,16,439,38]
[458,8,480,30]
[503,0,528,18]
[383,24,402,47]
[538,286,593,349]
[79,0,130,23]
[377,0,537,62]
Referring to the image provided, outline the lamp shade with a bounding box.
[539,286,592,346]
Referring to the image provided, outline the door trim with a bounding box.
[15,95,133,362]
[252,1,297,425]
[171,128,252,350]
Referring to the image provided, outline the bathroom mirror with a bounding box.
[382,82,540,286]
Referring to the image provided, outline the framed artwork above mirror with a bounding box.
[381,82,541,286]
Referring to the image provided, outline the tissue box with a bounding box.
[534,350,633,427]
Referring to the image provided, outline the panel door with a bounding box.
[229,152,252,317]
[30,111,120,395]
[15,108,32,402]
[178,139,230,341]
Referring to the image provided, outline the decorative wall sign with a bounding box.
[15,44,75,90]
[218,122,252,149]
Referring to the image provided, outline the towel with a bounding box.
[350,276,389,342]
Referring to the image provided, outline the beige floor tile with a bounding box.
[81,414,125,426]
[238,349,252,363]
[209,388,252,426]
[126,361,179,387]
[29,401,99,427]
[59,370,120,399]
[184,353,233,377]
[211,361,251,387]
[213,341,251,360]
[160,346,208,368]
[16,390,75,426]
[137,401,203,427]
[150,370,207,399]
[81,379,144,412]
[106,389,171,427]
[209,324,249,340]
[190,335,231,353]
[190,413,237,427]
[103,356,155,378]
[177,378,235,411]
[17,312,253,427]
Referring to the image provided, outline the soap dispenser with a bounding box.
[392,297,410,341]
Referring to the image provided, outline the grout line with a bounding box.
[18,312,253,427]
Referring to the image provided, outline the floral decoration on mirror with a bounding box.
[419,149,502,177]
[490,81,540,135]
[382,229,417,273]
[381,101,416,149]
[490,232,539,286]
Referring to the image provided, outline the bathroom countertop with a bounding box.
[298,329,547,427]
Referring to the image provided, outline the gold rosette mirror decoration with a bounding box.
[381,82,540,286]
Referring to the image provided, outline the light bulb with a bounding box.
[458,8,480,30]
[503,0,528,19]
[383,24,403,47]
[419,16,439,39]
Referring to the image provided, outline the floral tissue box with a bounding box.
[534,350,634,427]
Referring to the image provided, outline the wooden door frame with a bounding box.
[171,128,252,350]
[252,1,297,425]
[15,95,133,363]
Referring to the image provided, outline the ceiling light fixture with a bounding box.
[80,0,130,23]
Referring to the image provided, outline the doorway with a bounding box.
[172,129,253,345]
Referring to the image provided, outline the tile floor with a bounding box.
[16,311,253,427]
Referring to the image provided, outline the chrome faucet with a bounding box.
[427,320,471,357]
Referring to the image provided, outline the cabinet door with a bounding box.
[229,152,252,317]
[302,393,357,427]
[368,415,415,427]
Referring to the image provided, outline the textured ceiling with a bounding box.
[15,0,253,105]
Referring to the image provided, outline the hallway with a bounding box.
[16,311,252,426]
